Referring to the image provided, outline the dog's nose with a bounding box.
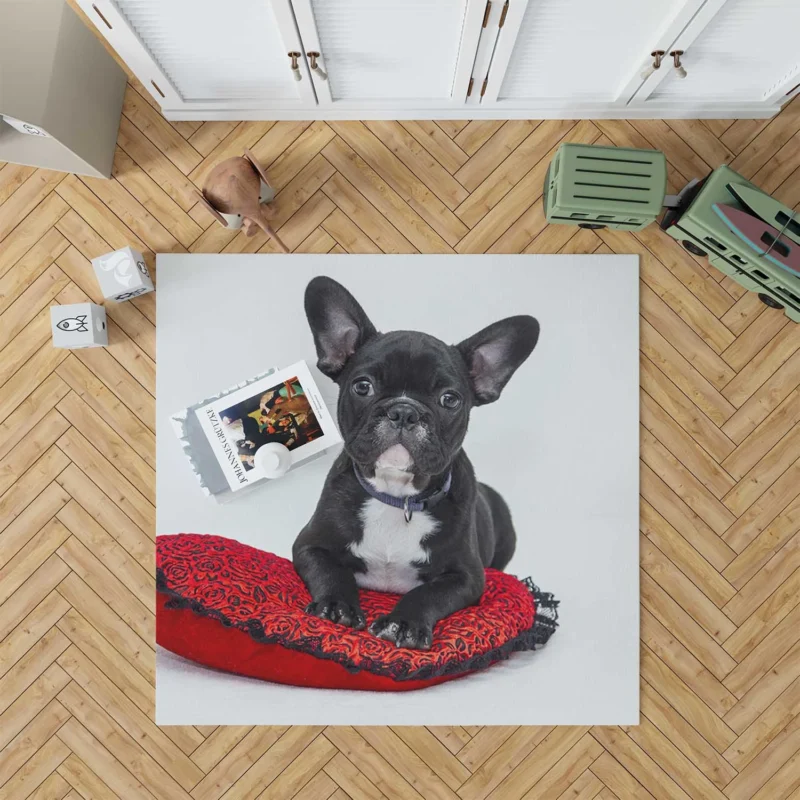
[387,403,420,428]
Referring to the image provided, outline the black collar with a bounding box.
[353,465,452,522]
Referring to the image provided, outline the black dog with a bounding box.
[293,276,539,649]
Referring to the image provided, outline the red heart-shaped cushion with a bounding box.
[156,533,557,691]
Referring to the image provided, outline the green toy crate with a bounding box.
[660,164,800,323]
[544,143,667,231]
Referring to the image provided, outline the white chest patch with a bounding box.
[349,498,438,593]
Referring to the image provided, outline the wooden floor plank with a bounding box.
[640,680,737,790]
[55,389,154,506]
[633,226,736,319]
[248,121,312,171]
[642,616,738,728]
[500,729,599,800]
[457,727,551,800]
[590,751,655,799]
[55,675,198,799]
[454,121,506,155]
[723,712,800,800]
[621,715,729,800]
[399,120,469,175]
[322,172,416,254]
[111,148,202,249]
[630,120,712,183]
[725,642,800,735]
[640,283,736,389]
[453,121,539,193]
[187,122,239,158]
[0,626,70,719]
[121,85,202,176]
[0,685,69,788]
[722,425,800,516]
[189,726,287,800]
[56,498,152,600]
[265,121,336,193]
[0,193,69,279]
[0,517,73,610]
[0,666,70,759]
[56,716,158,800]
[666,119,735,170]
[325,126,462,249]
[729,98,800,179]
[723,535,800,635]
[0,733,70,800]
[723,675,800,772]
[0,170,66,244]
[116,116,200,212]
[639,355,735,464]
[722,460,800,553]
[0,407,70,500]
[55,464,154,570]
[454,119,581,231]
[56,534,152,641]
[57,752,123,800]
[641,392,735,500]
[0,163,37,206]
[363,120,469,210]
[0,591,69,685]
[641,534,736,644]
[0,229,68,317]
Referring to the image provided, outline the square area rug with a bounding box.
[155,254,639,725]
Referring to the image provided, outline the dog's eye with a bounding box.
[352,379,374,397]
[439,392,462,410]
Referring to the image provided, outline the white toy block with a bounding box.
[91,246,154,302]
[50,303,107,349]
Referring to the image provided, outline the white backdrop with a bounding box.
[155,254,640,725]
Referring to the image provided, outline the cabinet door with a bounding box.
[636,0,800,107]
[79,0,315,111]
[290,0,486,108]
[479,0,704,109]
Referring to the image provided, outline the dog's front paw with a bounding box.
[305,597,366,630]
[370,614,433,650]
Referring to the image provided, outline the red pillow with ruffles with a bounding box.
[156,533,558,691]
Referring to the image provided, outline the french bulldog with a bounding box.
[293,276,539,649]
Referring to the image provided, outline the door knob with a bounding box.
[307,52,328,81]
[640,51,665,81]
[670,50,687,79]
[288,52,302,81]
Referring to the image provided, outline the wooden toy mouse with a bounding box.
[196,149,289,253]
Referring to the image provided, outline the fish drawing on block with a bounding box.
[712,203,800,277]
[57,315,89,332]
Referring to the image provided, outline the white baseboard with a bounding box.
[163,103,782,122]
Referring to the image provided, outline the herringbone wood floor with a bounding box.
[3,62,800,800]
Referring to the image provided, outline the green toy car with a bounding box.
[544,142,800,322]
[660,165,800,322]
[543,143,667,232]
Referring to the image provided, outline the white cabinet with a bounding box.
[76,0,800,120]
[85,0,315,110]
[632,0,800,108]
[478,0,701,106]
[291,0,485,107]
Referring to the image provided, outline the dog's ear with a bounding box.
[304,276,378,380]
[457,316,539,405]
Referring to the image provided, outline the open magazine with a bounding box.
[194,361,341,493]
